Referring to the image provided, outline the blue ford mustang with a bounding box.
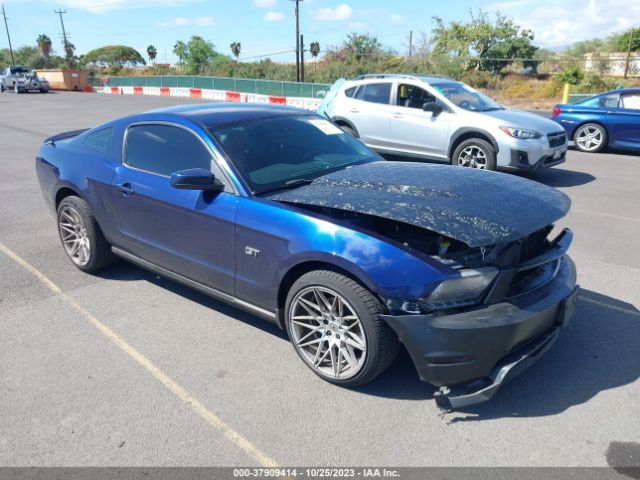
[552,88,640,153]
[36,103,578,409]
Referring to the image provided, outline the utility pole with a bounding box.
[408,30,413,59]
[300,34,305,83]
[55,9,71,67]
[291,0,303,82]
[624,28,635,79]
[1,4,14,64]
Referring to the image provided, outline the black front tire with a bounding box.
[285,270,399,387]
[57,196,116,273]
[452,138,497,171]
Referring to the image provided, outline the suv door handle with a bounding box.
[350,108,359,113]
[392,112,404,118]
[116,183,135,196]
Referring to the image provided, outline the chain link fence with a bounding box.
[105,76,331,98]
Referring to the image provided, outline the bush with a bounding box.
[460,70,499,89]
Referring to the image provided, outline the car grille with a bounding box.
[506,259,561,299]
[548,132,566,148]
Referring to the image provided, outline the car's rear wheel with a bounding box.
[574,123,607,153]
[452,138,496,170]
[285,270,398,387]
[57,196,115,273]
[14,84,20,94]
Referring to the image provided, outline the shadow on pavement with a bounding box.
[97,262,640,416]
[518,168,596,188]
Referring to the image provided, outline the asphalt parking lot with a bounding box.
[1,91,639,468]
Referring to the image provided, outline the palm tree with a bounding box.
[147,45,158,65]
[230,42,241,59]
[173,40,187,68]
[310,41,321,59]
[36,34,53,60]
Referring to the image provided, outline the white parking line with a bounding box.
[0,241,280,468]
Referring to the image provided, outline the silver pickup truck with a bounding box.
[0,66,49,93]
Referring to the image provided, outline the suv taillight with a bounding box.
[552,107,562,117]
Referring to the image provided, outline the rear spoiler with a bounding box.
[43,129,90,146]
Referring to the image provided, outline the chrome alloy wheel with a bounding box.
[575,125,603,151]
[458,145,488,169]
[58,205,91,266]
[289,286,367,380]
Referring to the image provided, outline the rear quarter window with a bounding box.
[81,127,112,154]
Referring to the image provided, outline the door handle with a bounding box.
[392,113,404,119]
[116,183,135,195]
[350,108,359,113]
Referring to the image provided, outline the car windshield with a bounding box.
[431,81,503,112]
[209,115,380,195]
[10,67,31,75]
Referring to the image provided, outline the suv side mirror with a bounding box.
[170,168,224,192]
[423,101,443,116]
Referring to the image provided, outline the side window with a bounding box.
[344,86,357,98]
[620,93,640,110]
[397,84,436,109]
[125,124,213,177]
[81,127,112,154]
[362,83,391,105]
[597,94,620,108]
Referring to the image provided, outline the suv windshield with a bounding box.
[431,82,503,112]
[209,115,380,195]
[10,67,31,75]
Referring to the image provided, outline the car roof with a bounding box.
[144,102,312,128]
[352,74,456,85]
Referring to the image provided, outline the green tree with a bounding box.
[147,45,157,64]
[173,40,187,66]
[310,41,321,59]
[82,45,146,67]
[617,28,640,52]
[558,65,584,85]
[36,34,53,60]
[342,33,384,62]
[230,41,241,59]
[431,10,538,74]
[184,36,218,74]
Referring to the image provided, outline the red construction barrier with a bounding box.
[133,86,143,95]
[160,87,170,96]
[269,96,287,105]
[189,88,202,99]
[226,91,241,102]
[83,86,93,93]
[110,86,120,94]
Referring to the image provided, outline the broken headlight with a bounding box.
[421,268,498,311]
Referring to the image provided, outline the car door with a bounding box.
[607,91,640,148]
[347,82,394,149]
[387,82,453,160]
[110,122,238,295]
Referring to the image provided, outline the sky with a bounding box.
[1,0,638,63]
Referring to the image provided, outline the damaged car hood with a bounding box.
[269,162,570,248]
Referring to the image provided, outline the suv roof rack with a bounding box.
[354,73,420,81]
[354,73,451,82]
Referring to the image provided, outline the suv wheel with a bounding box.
[452,138,496,170]
[285,270,398,387]
[338,124,359,138]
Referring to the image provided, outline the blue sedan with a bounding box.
[36,103,578,408]
[552,88,640,153]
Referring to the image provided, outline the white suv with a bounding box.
[317,74,568,171]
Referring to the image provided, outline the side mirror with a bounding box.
[170,168,224,192]
[422,101,443,116]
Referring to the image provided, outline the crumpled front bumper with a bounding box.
[381,255,578,409]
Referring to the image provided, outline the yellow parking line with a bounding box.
[0,241,279,468]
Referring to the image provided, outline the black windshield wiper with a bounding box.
[256,178,314,196]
